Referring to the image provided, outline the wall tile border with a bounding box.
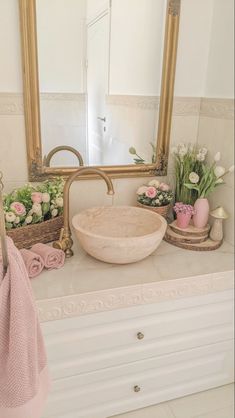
[200,98,234,120]
[0,93,233,119]
[0,93,24,115]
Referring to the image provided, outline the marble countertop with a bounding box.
[32,240,234,322]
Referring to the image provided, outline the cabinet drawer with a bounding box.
[43,340,234,418]
[44,298,234,379]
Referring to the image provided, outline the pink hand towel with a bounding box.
[31,243,65,270]
[0,237,50,418]
[20,248,44,278]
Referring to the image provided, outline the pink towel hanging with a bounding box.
[0,237,50,418]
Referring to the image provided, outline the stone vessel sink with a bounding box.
[72,206,167,264]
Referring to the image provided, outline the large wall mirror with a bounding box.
[19,0,181,180]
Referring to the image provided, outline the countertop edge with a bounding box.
[37,270,234,322]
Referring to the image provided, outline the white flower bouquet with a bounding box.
[4,177,64,230]
[184,152,234,198]
[171,143,206,204]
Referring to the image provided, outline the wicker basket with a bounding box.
[137,202,170,219]
[7,215,64,249]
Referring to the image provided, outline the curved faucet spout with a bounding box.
[53,168,114,258]
[44,146,84,167]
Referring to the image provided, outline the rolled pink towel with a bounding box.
[31,243,65,270]
[20,248,44,278]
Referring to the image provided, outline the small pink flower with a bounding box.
[145,187,157,198]
[159,183,170,192]
[31,192,43,204]
[10,202,26,216]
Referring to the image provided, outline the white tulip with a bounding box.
[229,165,235,173]
[14,217,20,224]
[189,172,200,184]
[148,179,160,188]
[25,215,33,224]
[214,152,221,162]
[199,147,208,156]
[196,153,205,162]
[5,212,16,223]
[214,166,226,178]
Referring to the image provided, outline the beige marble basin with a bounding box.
[72,206,167,264]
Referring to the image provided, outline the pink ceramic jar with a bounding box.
[176,212,192,229]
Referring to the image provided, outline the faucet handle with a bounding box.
[53,228,74,257]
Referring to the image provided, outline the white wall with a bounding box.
[0,0,22,92]
[197,0,234,245]
[175,0,214,97]
[36,0,86,93]
[205,0,234,98]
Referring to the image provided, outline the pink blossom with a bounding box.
[145,187,157,198]
[173,202,195,215]
[10,201,26,216]
[31,192,43,204]
[159,183,170,192]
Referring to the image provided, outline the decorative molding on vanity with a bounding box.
[37,271,234,322]
[0,93,24,115]
[200,98,235,120]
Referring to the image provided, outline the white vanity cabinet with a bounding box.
[41,288,234,418]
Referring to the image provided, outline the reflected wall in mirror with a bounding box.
[19,0,181,179]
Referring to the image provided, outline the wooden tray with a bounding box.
[169,220,210,237]
[165,227,208,244]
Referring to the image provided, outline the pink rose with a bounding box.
[10,202,26,216]
[31,192,43,204]
[145,187,157,198]
[159,183,170,192]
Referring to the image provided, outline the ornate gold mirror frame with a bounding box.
[19,0,181,181]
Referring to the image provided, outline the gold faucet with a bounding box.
[53,168,114,258]
[44,145,84,167]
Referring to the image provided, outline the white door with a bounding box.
[87,14,109,166]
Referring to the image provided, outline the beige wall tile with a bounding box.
[0,115,28,191]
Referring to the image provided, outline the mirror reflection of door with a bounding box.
[87,13,109,166]
[36,0,165,167]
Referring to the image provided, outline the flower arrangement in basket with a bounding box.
[136,179,174,218]
[3,177,65,249]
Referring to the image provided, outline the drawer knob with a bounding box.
[137,332,144,340]
[134,385,141,393]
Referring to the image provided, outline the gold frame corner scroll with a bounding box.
[19,0,181,181]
